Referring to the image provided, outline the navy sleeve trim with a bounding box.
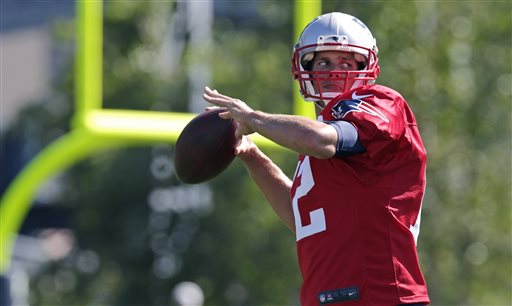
[326,121,366,158]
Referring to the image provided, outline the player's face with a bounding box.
[311,51,358,93]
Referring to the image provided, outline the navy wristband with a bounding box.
[326,121,366,158]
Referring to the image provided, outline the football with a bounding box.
[174,109,239,184]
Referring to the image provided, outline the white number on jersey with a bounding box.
[292,156,326,241]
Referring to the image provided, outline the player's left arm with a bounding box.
[236,137,296,232]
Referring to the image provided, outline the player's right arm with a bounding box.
[203,86,338,159]
[235,136,295,232]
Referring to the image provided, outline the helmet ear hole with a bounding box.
[354,53,367,70]
[301,52,315,71]
[304,60,314,71]
[354,53,366,62]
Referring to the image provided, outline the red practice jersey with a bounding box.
[290,84,430,306]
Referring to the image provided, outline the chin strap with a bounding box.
[314,100,327,110]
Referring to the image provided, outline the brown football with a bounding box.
[174,109,238,184]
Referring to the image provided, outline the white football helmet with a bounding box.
[292,12,380,103]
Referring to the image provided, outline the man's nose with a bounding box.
[327,63,350,76]
[330,68,348,78]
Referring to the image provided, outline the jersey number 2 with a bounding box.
[292,156,326,241]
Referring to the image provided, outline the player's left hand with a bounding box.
[234,135,258,158]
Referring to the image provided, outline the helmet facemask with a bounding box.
[292,42,379,103]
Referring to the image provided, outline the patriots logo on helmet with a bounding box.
[331,92,389,122]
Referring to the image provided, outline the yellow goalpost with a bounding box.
[0,0,320,274]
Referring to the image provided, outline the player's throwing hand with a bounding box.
[203,86,255,138]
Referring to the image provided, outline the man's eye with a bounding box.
[317,60,328,67]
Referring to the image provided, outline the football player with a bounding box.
[203,12,430,306]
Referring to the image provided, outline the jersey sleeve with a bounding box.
[324,87,407,165]
[325,120,366,157]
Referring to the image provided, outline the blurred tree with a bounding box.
[3,0,510,305]
[19,1,301,305]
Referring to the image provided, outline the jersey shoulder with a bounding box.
[355,84,406,105]
[322,84,406,122]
